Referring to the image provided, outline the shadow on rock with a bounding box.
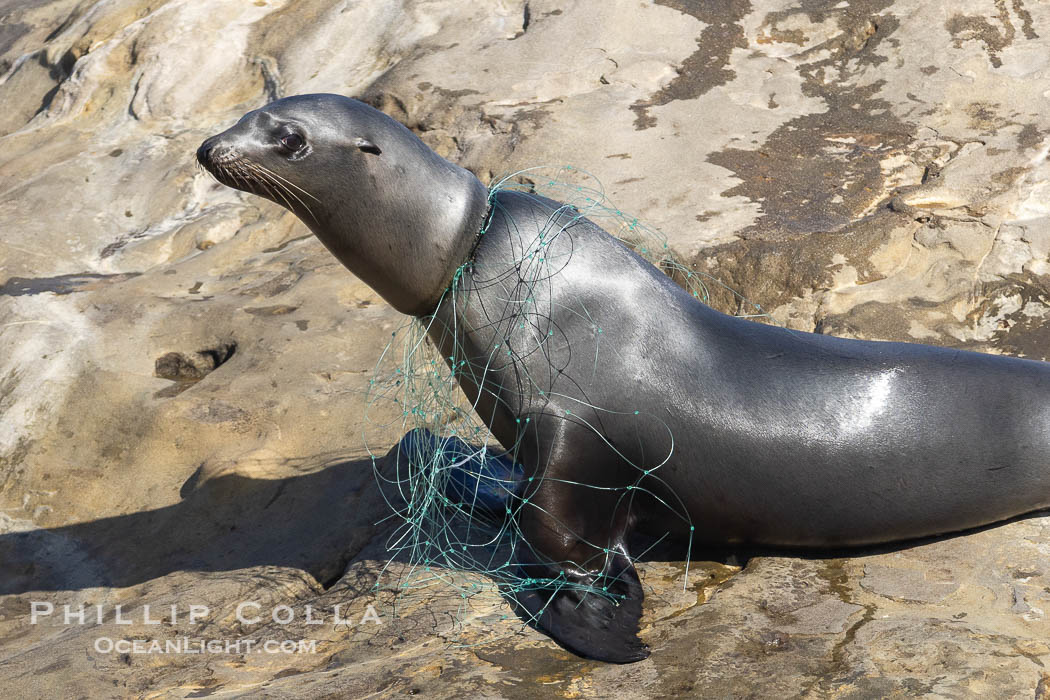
[7,437,1044,600]
[0,455,395,595]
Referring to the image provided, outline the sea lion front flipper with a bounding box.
[512,550,649,663]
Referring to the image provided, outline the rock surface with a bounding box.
[3,0,1050,697]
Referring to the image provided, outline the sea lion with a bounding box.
[198,94,1050,663]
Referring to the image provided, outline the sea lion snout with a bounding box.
[196,135,239,169]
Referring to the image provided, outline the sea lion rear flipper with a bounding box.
[512,551,649,663]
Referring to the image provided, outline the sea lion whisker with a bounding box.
[251,162,321,202]
[231,163,261,196]
[233,164,266,198]
[236,162,272,198]
[245,162,302,206]
[250,168,296,212]
[244,162,314,220]
[248,172,278,202]
[256,178,284,206]
[253,165,318,223]
[228,165,262,198]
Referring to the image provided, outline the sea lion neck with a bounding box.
[303,149,489,317]
[291,99,489,317]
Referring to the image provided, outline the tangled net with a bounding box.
[361,166,769,639]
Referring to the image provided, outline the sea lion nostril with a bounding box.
[196,136,221,166]
[196,139,241,167]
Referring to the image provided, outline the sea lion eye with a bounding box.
[280,133,304,151]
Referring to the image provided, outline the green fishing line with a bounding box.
[360,166,769,642]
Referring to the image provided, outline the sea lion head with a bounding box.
[197,94,489,316]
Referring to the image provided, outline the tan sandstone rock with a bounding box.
[3,0,1050,696]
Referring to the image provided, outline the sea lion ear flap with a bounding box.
[511,550,650,663]
[354,137,382,155]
